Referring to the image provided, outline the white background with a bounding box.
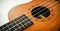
[0,0,32,26]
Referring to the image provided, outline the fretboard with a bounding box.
[0,14,33,31]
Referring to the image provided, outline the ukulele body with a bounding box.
[8,0,60,31]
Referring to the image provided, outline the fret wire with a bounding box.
[10,25,19,31]
[7,20,24,31]
[14,17,33,31]
[0,14,33,31]
[0,16,20,30]
[16,24,24,31]
[14,24,22,31]
[6,16,22,31]
[0,24,7,31]
[20,15,32,28]
[0,15,18,30]
[3,23,14,30]
[4,27,9,30]
[1,14,24,31]
[20,22,26,28]
[0,0,59,30]
[6,17,28,31]
[1,23,13,31]
[0,24,11,31]
[15,20,31,31]
[10,28,15,31]
[18,18,30,30]
[16,17,32,30]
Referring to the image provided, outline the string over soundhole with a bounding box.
[31,6,50,19]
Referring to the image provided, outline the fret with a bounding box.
[0,18,17,31]
[4,27,9,30]
[17,29,22,31]
[16,21,20,24]
[7,22,11,25]
[11,28,15,31]
[10,16,33,31]
[12,23,16,26]
[0,14,22,31]
[15,20,33,31]
[14,26,19,29]
[16,18,33,31]
[0,24,7,31]
[0,14,33,31]
[8,24,13,28]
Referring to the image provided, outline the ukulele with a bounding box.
[0,0,60,31]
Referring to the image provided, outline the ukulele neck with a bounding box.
[0,14,33,31]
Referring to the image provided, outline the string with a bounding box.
[8,0,48,24]
[5,0,54,31]
[7,0,50,31]
[24,1,59,31]
[25,0,57,19]
[6,0,59,31]
[24,0,54,14]
[39,1,59,16]
[14,0,59,31]
[31,0,54,13]
[5,0,49,30]
[15,1,59,31]
[22,0,55,19]
[30,1,59,21]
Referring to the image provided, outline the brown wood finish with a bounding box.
[8,0,60,31]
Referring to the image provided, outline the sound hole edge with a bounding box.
[31,6,50,19]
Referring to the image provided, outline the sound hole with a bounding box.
[31,6,50,19]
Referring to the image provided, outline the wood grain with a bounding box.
[8,0,60,31]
